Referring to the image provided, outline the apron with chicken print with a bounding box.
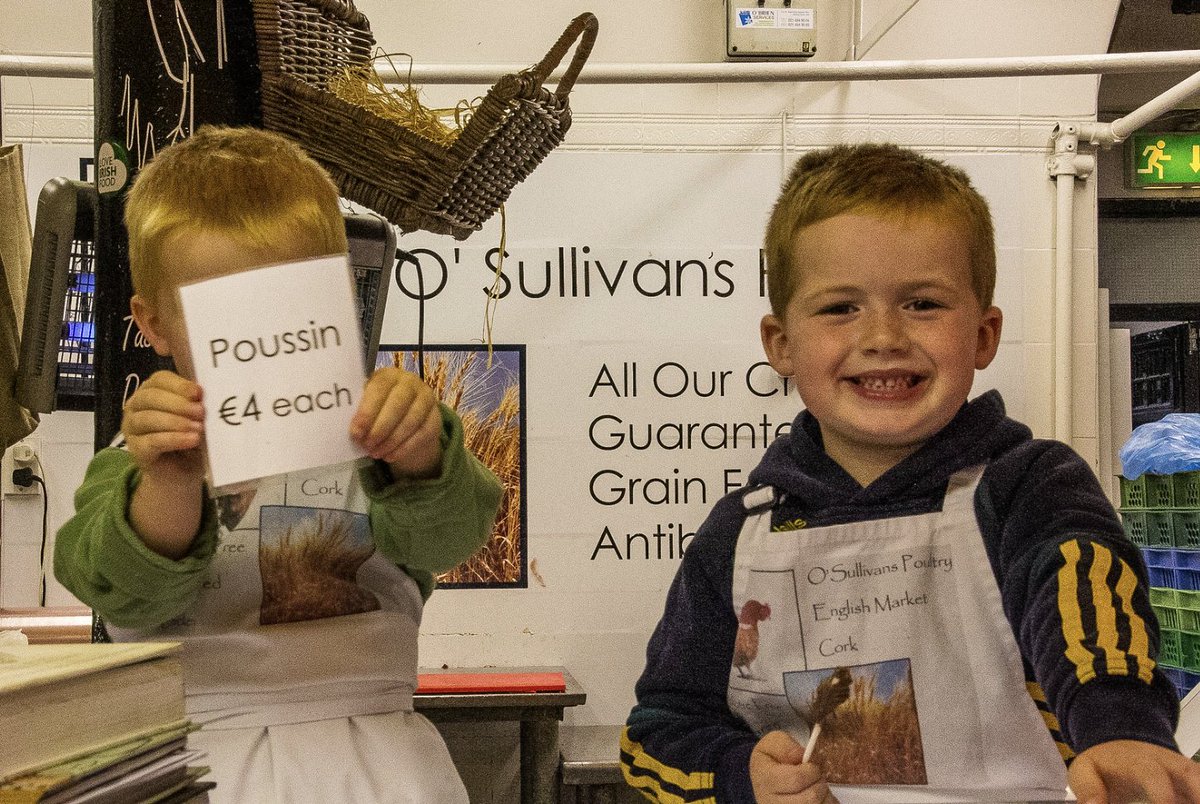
[727,466,1070,803]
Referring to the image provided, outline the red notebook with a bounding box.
[415,671,567,694]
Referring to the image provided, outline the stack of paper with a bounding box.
[0,642,212,802]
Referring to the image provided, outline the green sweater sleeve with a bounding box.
[56,405,502,622]
[53,448,221,629]
[358,403,503,600]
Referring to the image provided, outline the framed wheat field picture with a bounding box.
[376,344,527,588]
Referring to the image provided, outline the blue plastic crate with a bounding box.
[1149,566,1177,587]
[1144,547,1176,568]
[1178,568,1200,591]
[1162,667,1198,699]
[1178,669,1200,699]
[1178,550,1200,570]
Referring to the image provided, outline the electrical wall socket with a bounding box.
[2,437,41,496]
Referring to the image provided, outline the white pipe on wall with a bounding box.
[1094,67,1200,145]
[1054,171,1077,443]
[1098,287,1114,501]
[0,54,93,79]
[1047,123,1094,449]
[4,50,1200,83]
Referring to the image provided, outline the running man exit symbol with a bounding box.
[1129,133,1200,188]
[1137,139,1170,180]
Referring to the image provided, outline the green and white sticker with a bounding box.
[96,140,130,195]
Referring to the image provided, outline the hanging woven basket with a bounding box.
[252,0,598,240]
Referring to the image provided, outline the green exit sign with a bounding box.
[1129,132,1200,188]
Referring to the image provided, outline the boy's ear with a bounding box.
[129,294,173,357]
[760,313,795,377]
[974,305,1003,370]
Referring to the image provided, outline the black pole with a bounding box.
[91,0,261,450]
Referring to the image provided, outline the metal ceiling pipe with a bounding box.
[1081,67,1200,145]
[4,49,1200,83]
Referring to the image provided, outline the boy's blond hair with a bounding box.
[124,125,348,305]
[763,142,996,318]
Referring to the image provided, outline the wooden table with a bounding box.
[0,606,92,643]
[414,666,586,804]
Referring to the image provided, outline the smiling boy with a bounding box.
[622,143,1198,803]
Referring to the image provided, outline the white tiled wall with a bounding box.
[1,411,93,607]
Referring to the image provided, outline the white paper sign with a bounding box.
[178,255,367,489]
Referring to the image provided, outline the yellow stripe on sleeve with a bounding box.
[1115,555,1156,683]
[1058,540,1097,683]
[1026,683,1065,736]
[1039,707,1062,732]
[620,728,716,803]
[1025,681,1074,764]
[1088,543,1129,676]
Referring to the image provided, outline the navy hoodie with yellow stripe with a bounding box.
[622,390,1178,803]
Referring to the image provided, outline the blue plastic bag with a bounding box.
[1120,414,1200,479]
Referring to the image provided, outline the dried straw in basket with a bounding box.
[327,54,472,149]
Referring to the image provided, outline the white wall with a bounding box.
[1,1,1126,798]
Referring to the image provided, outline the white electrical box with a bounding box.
[2,438,40,496]
[726,1,817,59]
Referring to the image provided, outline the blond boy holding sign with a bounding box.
[55,126,502,803]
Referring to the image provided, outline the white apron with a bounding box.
[110,462,468,803]
[728,466,1071,803]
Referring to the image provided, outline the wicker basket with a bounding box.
[252,0,598,240]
